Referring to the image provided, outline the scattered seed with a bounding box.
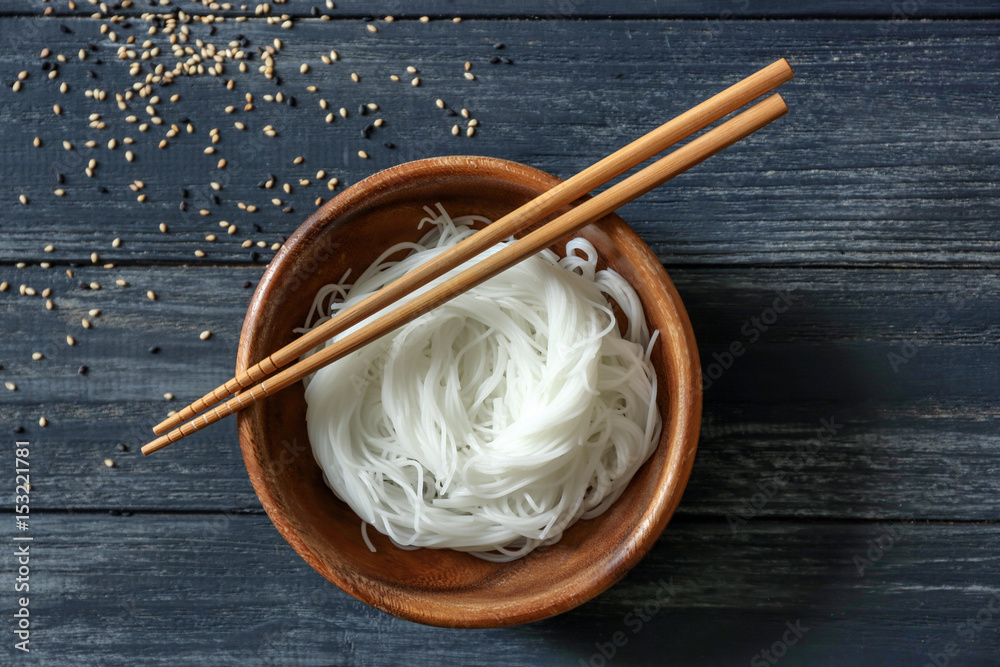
[164,393,174,400]
[104,458,115,467]
[4,382,15,391]
[147,290,157,300]
[199,330,212,341]
[39,417,48,428]
[31,352,43,361]
[66,335,75,346]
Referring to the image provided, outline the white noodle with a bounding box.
[301,204,662,561]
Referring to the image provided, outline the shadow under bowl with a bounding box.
[236,155,701,628]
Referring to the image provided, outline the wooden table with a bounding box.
[1,2,997,664]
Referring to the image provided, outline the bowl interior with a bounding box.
[237,156,701,628]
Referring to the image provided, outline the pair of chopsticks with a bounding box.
[142,59,794,455]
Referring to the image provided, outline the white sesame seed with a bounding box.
[164,393,174,400]
[31,352,43,361]
[104,458,114,467]
[199,330,211,340]
[66,335,76,346]
[39,417,48,428]
[147,290,156,300]
[4,382,15,391]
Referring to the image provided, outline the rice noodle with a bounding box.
[301,204,662,561]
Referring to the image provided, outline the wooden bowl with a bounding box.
[236,156,701,628]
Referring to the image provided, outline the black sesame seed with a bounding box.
[97,186,109,193]
[86,70,97,78]
[493,42,505,49]
[242,281,252,288]
[287,96,296,107]
[13,426,24,434]
[149,346,160,353]
[178,201,187,211]
[361,127,371,139]
[109,509,122,516]
[78,365,88,375]
[121,511,133,517]
[273,75,282,86]
[60,24,73,34]
[79,282,89,289]
[278,236,286,243]
[117,443,129,452]
[503,57,514,65]
[41,62,52,72]
[211,194,221,205]
[250,251,259,263]
[282,207,294,213]
[56,173,65,184]
[179,187,189,198]
[362,15,374,22]
[208,25,216,36]
[253,223,262,232]
[311,6,320,16]
[446,109,458,116]
[489,56,501,64]
[256,181,267,189]
[359,104,368,116]
[87,43,98,51]
[383,141,395,149]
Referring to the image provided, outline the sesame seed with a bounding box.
[436,99,445,109]
[469,119,479,127]
[293,156,304,165]
[66,335,76,346]
[39,417,48,428]
[351,72,360,83]
[104,458,114,468]
[112,237,122,248]
[199,330,212,340]
[329,50,339,61]
[461,108,470,118]
[125,151,135,162]
[411,77,420,87]
[204,146,216,155]
[420,16,430,22]
[164,393,174,400]
[467,127,476,137]
[194,250,206,258]
[452,125,460,136]
[367,24,378,33]
[147,290,156,300]
[300,63,310,73]
[464,72,476,80]
[45,299,54,310]
[32,352,43,361]
[89,282,100,290]
[158,223,168,233]
[54,189,65,197]
[4,382,15,391]
[82,318,92,329]
[33,137,42,147]
[116,279,128,287]
[19,195,28,205]
[44,245,54,253]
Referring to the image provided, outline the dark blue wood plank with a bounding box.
[4,0,998,18]
[3,514,998,665]
[0,18,997,266]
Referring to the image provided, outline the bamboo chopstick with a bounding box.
[151,59,793,437]
[142,93,787,455]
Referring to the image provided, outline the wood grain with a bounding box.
[6,513,1000,665]
[0,19,996,266]
[2,265,996,518]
